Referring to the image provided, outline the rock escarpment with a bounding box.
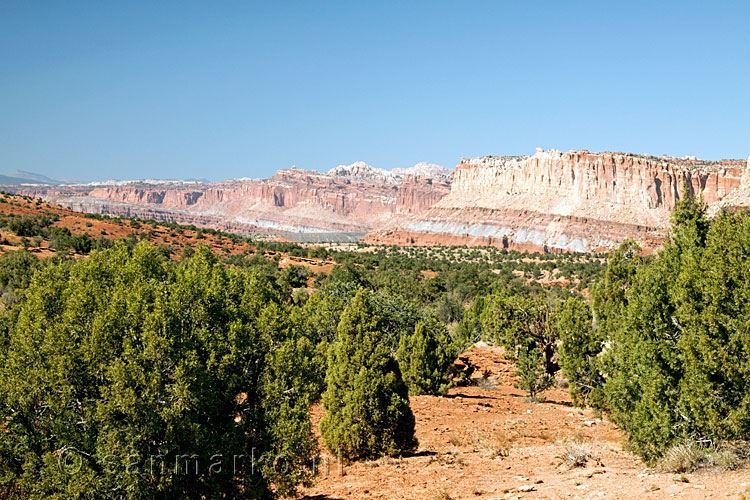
[364,149,749,252]
[11,164,451,235]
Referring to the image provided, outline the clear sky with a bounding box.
[1,1,748,182]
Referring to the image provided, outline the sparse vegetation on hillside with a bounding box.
[1,190,749,496]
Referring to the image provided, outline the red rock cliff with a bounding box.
[364,149,749,252]
[13,167,451,235]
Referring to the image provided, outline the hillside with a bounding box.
[2,191,750,499]
[4,163,452,238]
[0,192,338,273]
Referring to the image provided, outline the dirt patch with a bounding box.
[0,194,335,269]
[302,346,750,499]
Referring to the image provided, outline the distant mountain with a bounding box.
[365,149,750,253]
[392,162,454,181]
[1,170,62,185]
[0,175,27,185]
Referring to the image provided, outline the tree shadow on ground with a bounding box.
[442,392,499,400]
[401,449,437,458]
[503,392,574,407]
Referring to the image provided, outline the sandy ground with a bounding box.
[301,346,750,500]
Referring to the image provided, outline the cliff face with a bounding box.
[12,167,451,235]
[9,150,749,251]
[365,149,749,252]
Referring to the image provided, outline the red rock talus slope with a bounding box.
[11,166,451,235]
[364,149,750,252]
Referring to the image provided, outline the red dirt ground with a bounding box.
[301,346,750,500]
[0,194,335,270]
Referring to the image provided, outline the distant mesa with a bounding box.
[3,162,452,239]
[364,149,750,253]
[4,150,748,253]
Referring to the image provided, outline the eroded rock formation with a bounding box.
[11,165,452,235]
[364,149,749,252]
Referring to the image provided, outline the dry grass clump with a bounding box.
[658,440,749,473]
[427,451,464,467]
[475,373,499,391]
[658,440,706,473]
[363,455,403,468]
[432,489,454,500]
[559,441,599,468]
[447,430,511,458]
[447,433,467,447]
[558,434,602,469]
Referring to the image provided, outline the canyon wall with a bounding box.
[11,166,451,236]
[8,150,749,252]
[364,149,749,252]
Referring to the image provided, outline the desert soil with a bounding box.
[301,346,750,500]
[0,194,336,271]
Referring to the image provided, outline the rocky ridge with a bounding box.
[364,149,750,252]
[7,151,749,251]
[9,163,452,236]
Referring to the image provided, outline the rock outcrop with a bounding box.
[327,161,454,183]
[10,165,452,236]
[364,149,749,252]
[8,151,749,251]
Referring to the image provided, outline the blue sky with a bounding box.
[1,1,748,181]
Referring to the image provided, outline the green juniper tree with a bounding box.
[596,189,750,462]
[557,296,605,409]
[396,315,457,396]
[320,289,417,460]
[0,242,316,499]
[514,344,554,402]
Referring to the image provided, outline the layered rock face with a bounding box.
[12,165,451,235]
[9,151,749,251]
[365,149,749,252]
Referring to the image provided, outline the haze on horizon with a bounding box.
[1,1,748,183]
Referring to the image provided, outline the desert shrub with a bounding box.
[6,215,53,237]
[48,226,73,250]
[320,290,417,459]
[70,232,93,254]
[557,296,605,409]
[396,316,457,395]
[453,295,486,352]
[279,264,310,289]
[482,294,558,374]
[0,242,316,498]
[0,249,40,307]
[514,344,554,401]
[433,290,463,324]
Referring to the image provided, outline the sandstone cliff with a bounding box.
[11,165,451,236]
[364,149,749,252]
